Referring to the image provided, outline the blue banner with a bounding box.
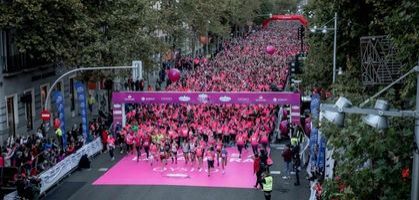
[75,81,88,141]
[317,136,326,170]
[309,127,318,166]
[53,91,66,148]
[310,93,320,119]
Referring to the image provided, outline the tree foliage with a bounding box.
[301,0,418,199]
[0,0,284,71]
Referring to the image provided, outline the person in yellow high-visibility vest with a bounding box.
[291,135,298,147]
[261,171,273,200]
[55,127,63,149]
[88,94,96,114]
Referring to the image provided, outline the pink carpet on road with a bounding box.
[93,148,255,188]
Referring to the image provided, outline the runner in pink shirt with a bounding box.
[159,142,167,166]
[125,133,134,155]
[260,132,269,150]
[236,133,245,159]
[181,126,189,142]
[196,144,204,171]
[250,132,260,155]
[143,133,151,160]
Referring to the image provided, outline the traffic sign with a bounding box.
[41,110,51,121]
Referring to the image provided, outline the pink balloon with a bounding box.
[266,45,276,55]
[168,68,181,82]
[54,118,61,129]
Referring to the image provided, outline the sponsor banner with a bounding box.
[310,93,321,119]
[39,138,103,194]
[112,92,300,105]
[309,128,318,167]
[75,82,88,140]
[53,91,66,148]
[317,136,326,171]
[112,103,123,125]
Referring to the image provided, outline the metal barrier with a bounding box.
[3,137,103,199]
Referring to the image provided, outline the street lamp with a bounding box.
[44,64,140,110]
[320,65,419,200]
[362,99,389,129]
[310,12,338,83]
[323,96,352,127]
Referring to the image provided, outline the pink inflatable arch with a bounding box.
[262,14,309,27]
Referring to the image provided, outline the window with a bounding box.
[23,89,35,130]
[40,84,49,111]
[69,77,75,111]
[6,95,17,137]
[0,30,6,71]
[55,80,64,92]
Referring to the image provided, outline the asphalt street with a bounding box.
[42,145,310,200]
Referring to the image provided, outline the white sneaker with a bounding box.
[111,157,115,161]
[282,176,287,179]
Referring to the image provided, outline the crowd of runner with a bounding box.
[106,21,302,178]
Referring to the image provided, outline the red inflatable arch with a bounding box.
[262,14,309,27]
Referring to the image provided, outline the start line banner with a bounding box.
[112,91,301,126]
[112,91,300,105]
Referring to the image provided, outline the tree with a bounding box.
[301,0,418,199]
[0,0,92,64]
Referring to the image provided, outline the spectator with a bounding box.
[88,94,96,114]
[282,144,292,179]
[55,127,63,149]
[253,153,262,189]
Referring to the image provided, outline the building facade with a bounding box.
[0,30,78,144]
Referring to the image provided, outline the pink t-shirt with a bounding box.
[206,151,215,161]
[196,147,203,157]
[236,135,245,146]
[260,134,268,144]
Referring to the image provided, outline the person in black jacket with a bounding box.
[259,148,269,172]
[292,143,301,186]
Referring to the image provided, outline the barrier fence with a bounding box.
[4,137,103,199]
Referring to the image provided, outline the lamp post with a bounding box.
[44,65,139,111]
[320,65,419,200]
[310,12,338,84]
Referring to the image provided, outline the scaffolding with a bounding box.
[360,35,402,86]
